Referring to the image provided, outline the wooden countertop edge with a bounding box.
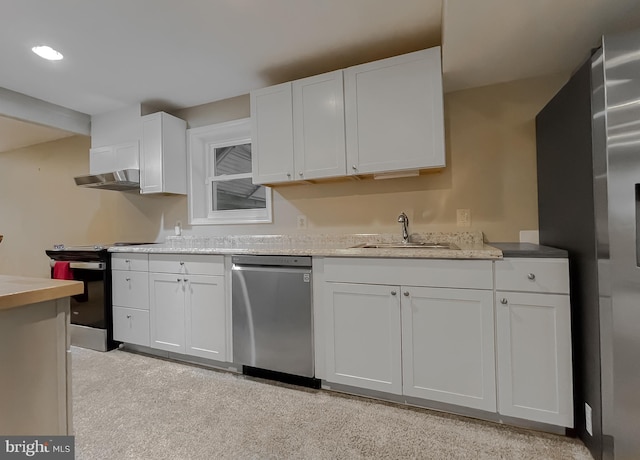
[0,276,84,311]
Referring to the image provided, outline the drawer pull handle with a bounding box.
[403,291,410,297]
[391,290,397,296]
[500,298,508,304]
[527,273,536,280]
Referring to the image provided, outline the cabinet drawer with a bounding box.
[112,253,149,271]
[149,254,224,275]
[113,306,150,346]
[495,258,569,294]
[112,270,149,309]
[322,258,493,290]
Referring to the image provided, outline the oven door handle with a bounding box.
[49,260,106,271]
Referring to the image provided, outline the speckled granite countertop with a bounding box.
[110,232,504,260]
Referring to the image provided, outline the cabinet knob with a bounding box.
[287,172,292,178]
[183,278,189,282]
[125,277,131,281]
[391,290,397,296]
[527,273,536,280]
[352,165,357,171]
[177,278,182,282]
[125,259,130,263]
[126,315,132,319]
[500,298,508,304]
[180,261,185,265]
[403,291,410,297]
[299,172,304,177]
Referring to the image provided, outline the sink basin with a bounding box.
[351,242,460,250]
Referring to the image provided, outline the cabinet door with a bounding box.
[402,286,496,411]
[89,146,115,174]
[185,275,227,361]
[495,291,573,427]
[149,273,185,353]
[112,270,149,309]
[140,113,164,194]
[113,306,150,346]
[293,70,346,180]
[251,82,294,184]
[344,48,445,175]
[113,141,139,171]
[324,282,402,394]
[140,112,186,195]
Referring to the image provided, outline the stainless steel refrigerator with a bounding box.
[537,27,640,460]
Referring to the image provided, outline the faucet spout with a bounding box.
[397,212,409,243]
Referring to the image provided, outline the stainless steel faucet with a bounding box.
[398,212,409,243]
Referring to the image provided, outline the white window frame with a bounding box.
[187,118,272,225]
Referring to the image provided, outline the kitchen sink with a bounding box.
[350,242,460,250]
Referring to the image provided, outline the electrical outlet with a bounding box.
[457,209,471,227]
[585,403,593,435]
[296,215,308,230]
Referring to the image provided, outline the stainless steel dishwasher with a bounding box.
[232,255,314,381]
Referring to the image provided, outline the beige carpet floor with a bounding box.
[71,347,592,460]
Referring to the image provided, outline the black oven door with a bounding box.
[68,261,107,329]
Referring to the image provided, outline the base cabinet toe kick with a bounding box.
[111,252,573,433]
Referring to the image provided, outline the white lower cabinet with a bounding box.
[112,254,150,346]
[402,286,496,411]
[494,258,573,427]
[495,291,572,426]
[324,282,402,394]
[113,306,149,346]
[321,257,496,412]
[149,265,227,361]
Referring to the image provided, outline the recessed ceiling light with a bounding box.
[31,45,63,61]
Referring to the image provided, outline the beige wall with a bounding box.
[0,74,567,278]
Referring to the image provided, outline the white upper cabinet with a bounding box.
[251,47,444,184]
[292,70,346,180]
[344,48,445,176]
[251,71,346,185]
[89,141,139,175]
[251,82,294,184]
[140,112,187,194]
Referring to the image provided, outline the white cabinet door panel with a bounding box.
[345,48,445,175]
[150,273,185,353]
[185,275,226,361]
[402,287,496,411]
[325,282,402,394]
[496,290,573,427]
[293,70,346,180]
[251,82,294,184]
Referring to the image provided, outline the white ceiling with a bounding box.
[2,0,640,152]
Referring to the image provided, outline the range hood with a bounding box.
[74,169,140,191]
